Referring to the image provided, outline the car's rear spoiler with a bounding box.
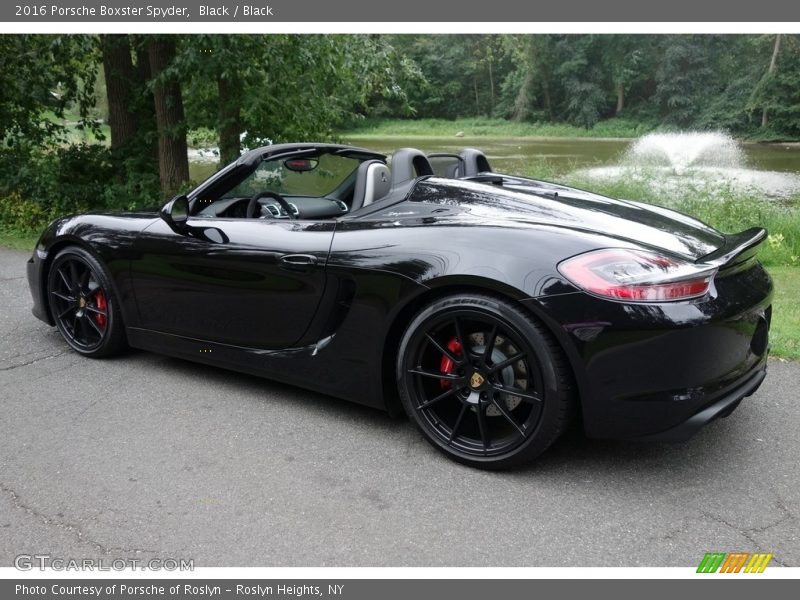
[698,227,768,270]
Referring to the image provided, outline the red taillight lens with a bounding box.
[558,249,716,302]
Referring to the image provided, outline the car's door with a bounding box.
[130,216,334,349]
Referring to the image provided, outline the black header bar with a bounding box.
[3,0,800,23]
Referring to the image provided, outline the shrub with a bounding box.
[0,142,160,233]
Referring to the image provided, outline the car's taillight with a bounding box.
[557,248,716,302]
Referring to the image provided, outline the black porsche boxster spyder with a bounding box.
[27,143,773,469]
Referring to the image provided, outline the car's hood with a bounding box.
[100,210,161,219]
[419,177,726,261]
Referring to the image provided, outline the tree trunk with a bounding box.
[101,35,138,150]
[761,34,782,128]
[615,83,625,115]
[542,76,553,121]
[217,73,242,165]
[148,36,189,196]
[473,76,480,116]
[488,58,495,117]
[133,39,159,164]
[512,70,534,122]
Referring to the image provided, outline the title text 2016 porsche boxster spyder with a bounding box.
[27,144,772,469]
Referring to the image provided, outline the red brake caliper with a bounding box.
[94,292,107,329]
[439,337,463,389]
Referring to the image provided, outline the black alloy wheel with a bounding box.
[398,294,574,469]
[47,246,127,357]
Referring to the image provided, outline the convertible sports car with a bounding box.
[27,143,772,469]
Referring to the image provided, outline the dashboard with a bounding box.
[193,196,350,220]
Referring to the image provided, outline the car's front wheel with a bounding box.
[397,294,575,470]
[47,246,127,358]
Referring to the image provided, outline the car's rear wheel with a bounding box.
[47,246,127,358]
[397,294,575,470]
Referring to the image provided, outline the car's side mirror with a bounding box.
[160,195,189,232]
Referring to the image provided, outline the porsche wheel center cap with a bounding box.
[78,297,86,308]
[469,371,486,389]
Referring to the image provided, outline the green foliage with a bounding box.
[0,35,102,147]
[178,34,419,156]
[652,36,718,126]
[0,144,110,217]
[383,35,509,119]
[755,36,800,137]
[371,34,800,140]
[187,127,219,148]
[555,37,609,128]
[0,142,160,234]
[0,194,51,234]
[0,35,161,233]
[342,117,657,138]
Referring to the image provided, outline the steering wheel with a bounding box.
[246,191,297,220]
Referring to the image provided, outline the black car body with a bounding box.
[27,143,772,468]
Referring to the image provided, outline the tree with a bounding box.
[554,36,611,128]
[0,35,100,146]
[386,35,492,119]
[178,34,416,158]
[497,35,556,122]
[175,35,258,164]
[101,35,139,150]
[465,35,505,117]
[147,36,189,196]
[761,34,782,128]
[601,36,654,115]
[652,35,722,126]
[216,71,242,164]
[751,35,800,137]
[99,34,160,204]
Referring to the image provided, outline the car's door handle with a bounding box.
[279,254,319,270]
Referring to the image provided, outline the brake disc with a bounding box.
[469,333,526,417]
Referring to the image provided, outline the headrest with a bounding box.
[390,148,434,187]
[351,159,392,211]
[459,148,492,176]
[362,162,391,206]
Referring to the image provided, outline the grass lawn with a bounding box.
[768,266,800,361]
[338,117,655,139]
[0,229,795,361]
[0,229,39,252]
[338,117,798,143]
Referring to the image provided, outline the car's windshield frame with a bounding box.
[221,152,363,201]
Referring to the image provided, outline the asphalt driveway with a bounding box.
[1,246,798,567]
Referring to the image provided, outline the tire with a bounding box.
[46,246,128,358]
[397,293,575,470]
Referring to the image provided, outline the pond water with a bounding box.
[345,134,800,173]
[189,133,800,200]
[353,133,800,201]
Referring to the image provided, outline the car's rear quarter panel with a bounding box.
[324,218,592,410]
[530,262,773,439]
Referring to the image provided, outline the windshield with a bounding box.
[225,153,361,198]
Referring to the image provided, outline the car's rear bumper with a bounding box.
[633,355,767,442]
[523,261,773,441]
